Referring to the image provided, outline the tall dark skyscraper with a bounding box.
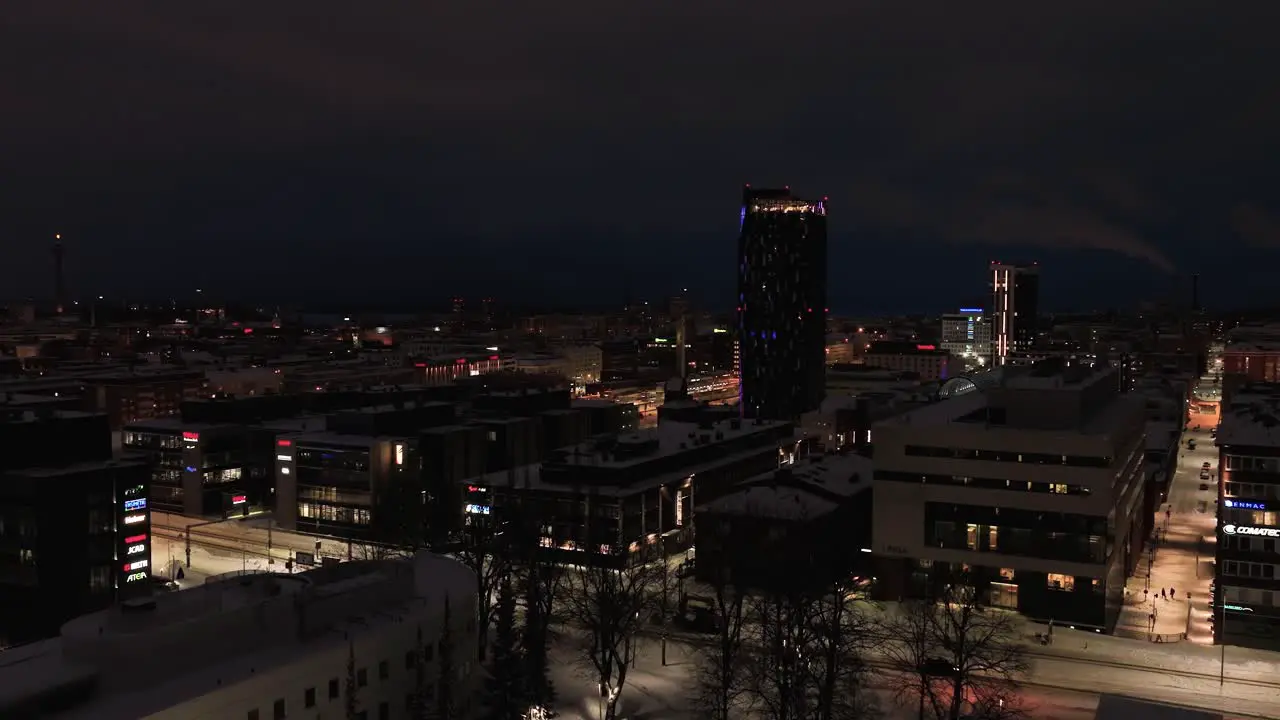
[989,261,1039,366]
[737,186,827,420]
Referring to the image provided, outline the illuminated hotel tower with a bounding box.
[989,262,1040,366]
[737,185,827,419]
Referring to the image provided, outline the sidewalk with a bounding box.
[1115,424,1218,644]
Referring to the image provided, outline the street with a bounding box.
[1116,415,1220,643]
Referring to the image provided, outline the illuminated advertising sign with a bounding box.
[278,439,292,447]
[395,444,405,466]
[123,559,149,572]
[123,513,147,525]
[1222,524,1280,538]
[182,431,200,442]
[125,534,147,544]
[124,498,147,511]
[127,544,147,555]
[277,454,293,462]
[465,504,491,515]
[232,495,247,505]
[1224,499,1267,510]
[916,344,937,351]
[125,572,148,583]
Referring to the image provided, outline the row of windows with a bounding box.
[122,431,184,449]
[1222,585,1280,609]
[243,632,473,720]
[1224,482,1280,501]
[1223,509,1280,528]
[931,521,1107,564]
[299,485,373,506]
[1221,534,1279,554]
[298,503,372,525]
[1221,560,1278,580]
[878,470,1093,496]
[1224,455,1280,474]
[903,445,1111,468]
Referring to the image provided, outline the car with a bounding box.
[1203,461,1211,469]
[918,657,961,678]
[1200,483,1210,491]
[1201,469,1211,480]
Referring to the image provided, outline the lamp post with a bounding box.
[1219,599,1227,686]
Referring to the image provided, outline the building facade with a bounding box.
[872,361,1147,630]
[863,341,955,382]
[989,263,1040,366]
[1215,387,1280,650]
[941,308,992,368]
[0,554,479,719]
[738,186,827,420]
[0,459,151,645]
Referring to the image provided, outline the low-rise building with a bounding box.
[862,341,955,382]
[871,360,1147,630]
[694,453,873,592]
[0,554,478,719]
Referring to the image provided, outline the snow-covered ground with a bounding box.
[546,633,1099,720]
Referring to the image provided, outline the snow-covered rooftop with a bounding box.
[1217,391,1280,449]
[0,553,474,719]
[696,453,872,521]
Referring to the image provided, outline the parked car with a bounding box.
[1203,461,1211,469]
[1200,483,1210,491]
[1200,469,1211,480]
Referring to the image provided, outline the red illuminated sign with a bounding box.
[277,439,292,447]
[124,534,148,544]
[489,355,498,361]
[916,344,936,351]
[456,358,467,364]
[467,485,487,493]
[414,362,427,368]
[243,327,253,334]
[182,431,200,441]
[232,495,247,505]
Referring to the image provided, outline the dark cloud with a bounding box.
[1232,205,1280,249]
[1,1,1277,306]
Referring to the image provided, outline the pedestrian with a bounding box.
[1161,588,1166,600]
[1170,587,1175,599]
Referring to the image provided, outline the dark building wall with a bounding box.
[1012,271,1040,350]
[0,461,150,644]
[0,412,112,473]
[738,187,827,420]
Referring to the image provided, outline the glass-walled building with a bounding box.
[121,419,275,517]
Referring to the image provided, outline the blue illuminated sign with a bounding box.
[124,498,148,511]
[1224,499,1267,510]
[959,308,983,313]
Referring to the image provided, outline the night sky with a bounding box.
[1,3,1277,313]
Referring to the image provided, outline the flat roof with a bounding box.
[1,554,474,719]
[1218,392,1280,449]
[550,417,790,470]
[6,458,147,478]
[286,432,404,448]
[697,453,872,520]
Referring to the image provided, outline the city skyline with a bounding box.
[1,3,1277,311]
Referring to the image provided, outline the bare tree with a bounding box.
[562,557,661,720]
[520,546,565,713]
[744,581,880,720]
[746,589,817,720]
[691,577,750,720]
[455,517,512,660]
[809,583,879,720]
[883,577,1029,720]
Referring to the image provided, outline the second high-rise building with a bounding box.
[990,261,1040,366]
[738,186,827,420]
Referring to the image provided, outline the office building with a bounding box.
[0,553,479,719]
[0,408,112,473]
[738,186,827,420]
[463,416,795,565]
[276,433,421,541]
[989,262,1040,366]
[941,308,992,367]
[121,420,277,517]
[0,459,151,645]
[862,341,955,382]
[84,368,208,429]
[872,360,1147,630]
[1214,385,1280,650]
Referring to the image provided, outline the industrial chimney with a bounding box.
[53,233,65,314]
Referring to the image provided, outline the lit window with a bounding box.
[1046,573,1075,592]
[999,567,1015,580]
